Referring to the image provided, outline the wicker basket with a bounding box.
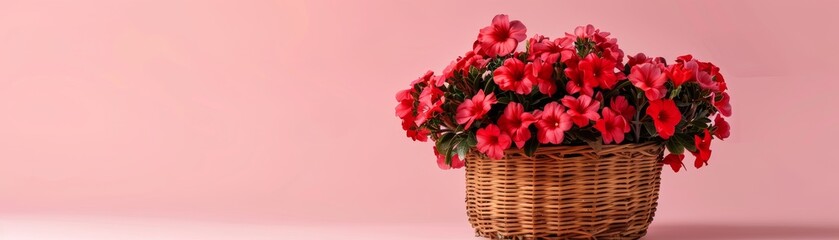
[465,142,664,240]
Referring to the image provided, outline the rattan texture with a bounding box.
[465,142,664,240]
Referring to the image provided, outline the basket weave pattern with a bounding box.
[465,142,664,240]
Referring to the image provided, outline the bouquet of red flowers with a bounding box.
[395,14,731,173]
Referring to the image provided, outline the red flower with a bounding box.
[414,86,444,126]
[713,92,732,117]
[534,102,572,144]
[594,107,629,144]
[594,107,630,144]
[610,96,636,121]
[528,35,562,64]
[472,40,486,57]
[646,99,681,139]
[700,61,727,92]
[435,146,464,170]
[715,73,727,92]
[627,53,652,68]
[561,95,601,127]
[493,57,532,94]
[676,54,693,63]
[666,63,694,87]
[458,51,486,70]
[476,124,512,160]
[441,51,489,84]
[456,90,497,129]
[662,154,685,173]
[579,53,618,89]
[699,61,721,81]
[692,129,713,169]
[714,115,730,140]
[563,58,595,96]
[477,14,527,57]
[395,88,414,119]
[410,70,435,86]
[629,62,668,100]
[401,117,429,142]
[498,102,537,149]
[525,58,556,96]
[557,36,577,63]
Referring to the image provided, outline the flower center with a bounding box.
[658,112,669,122]
[493,27,510,42]
[488,136,499,145]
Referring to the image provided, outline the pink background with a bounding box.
[1,0,838,239]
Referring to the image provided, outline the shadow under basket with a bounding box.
[465,142,664,240]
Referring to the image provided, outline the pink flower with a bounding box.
[534,102,572,144]
[646,99,681,140]
[414,86,444,126]
[477,14,527,57]
[563,58,595,96]
[435,146,464,170]
[692,129,713,169]
[456,90,497,129]
[610,96,636,121]
[696,71,719,92]
[714,115,731,140]
[629,62,668,100]
[498,102,537,149]
[594,107,630,144]
[566,25,624,63]
[662,154,685,173]
[525,58,556,96]
[493,57,532,94]
[579,53,618,89]
[394,88,415,119]
[476,124,512,160]
[572,24,597,39]
[561,95,601,127]
[713,92,732,117]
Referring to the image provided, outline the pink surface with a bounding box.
[1,0,838,238]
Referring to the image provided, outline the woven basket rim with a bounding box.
[502,141,663,155]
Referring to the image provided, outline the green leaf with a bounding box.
[435,132,454,153]
[676,134,696,152]
[692,121,709,129]
[665,138,685,155]
[445,136,464,165]
[523,132,539,157]
[669,86,682,99]
[606,80,632,98]
[496,96,511,104]
[466,133,477,146]
[455,141,470,160]
[643,121,658,138]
